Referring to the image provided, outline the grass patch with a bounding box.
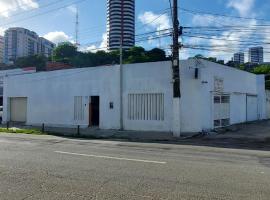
[0,127,46,135]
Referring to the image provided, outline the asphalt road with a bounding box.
[0,133,270,200]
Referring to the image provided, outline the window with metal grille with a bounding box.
[74,96,84,121]
[213,95,230,128]
[128,93,164,121]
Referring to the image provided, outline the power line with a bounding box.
[180,7,270,22]
[0,0,89,27]
[182,35,268,45]
[79,28,173,47]
[0,0,43,15]
[136,9,170,33]
[0,0,68,20]
[183,46,270,55]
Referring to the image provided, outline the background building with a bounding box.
[0,36,4,64]
[233,52,244,64]
[249,47,264,64]
[107,0,135,50]
[38,37,55,58]
[4,27,55,64]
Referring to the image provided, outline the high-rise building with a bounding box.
[0,36,4,64]
[107,0,135,50]
[233,52,245,64]
[4,27,55,64]
[249,47,264,64]
[39,37,55,58]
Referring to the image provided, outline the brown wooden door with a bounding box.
[89,96,99,127]
[89,102,92,127]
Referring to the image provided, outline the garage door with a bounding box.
[10,97,27,122]
[213,95,230,128]
[247,95,258,121]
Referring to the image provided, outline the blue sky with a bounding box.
[0,0,270,61]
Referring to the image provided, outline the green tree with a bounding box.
[253,65,270,74]
[52,43,77,64]
[53,45,169,67]
[146,48,167,62]
[15,55,47,71]
[124,46,148,64]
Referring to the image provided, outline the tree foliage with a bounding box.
[52,42,77,64]
[13,45,169,72]
[253,65,270,74]
[52,44,169,67]
[15,55,47,71]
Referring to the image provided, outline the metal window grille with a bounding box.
[213,95,230,128]
[128,93,164,121]
[74,96,84,121]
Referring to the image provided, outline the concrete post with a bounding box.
[173,98,181,137]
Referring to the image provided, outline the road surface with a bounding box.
[0,133,269,200]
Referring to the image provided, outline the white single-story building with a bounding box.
[2,59,268,134]
[0,67,36,107]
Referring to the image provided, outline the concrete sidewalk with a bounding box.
[0,124,177,142]
[1,120,270,148]
[205,120,270,141]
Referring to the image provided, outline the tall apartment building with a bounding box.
[249,47,264,64]
[4,27,55,64]
[233,52,245,64]
[107,0,135,50]
[39,37,55,58]
[0,36,4,64]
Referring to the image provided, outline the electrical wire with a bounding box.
[0,0,89,27]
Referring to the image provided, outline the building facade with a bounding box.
[249,47,264,64]
[233,52,244,64]
[2,59,267,135]
[38,37,55,58]
[0,67,36,113]
[107,0,135,50]
[4,27,55,64]
[0,36,4,64]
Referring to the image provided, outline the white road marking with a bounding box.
[54,151,167,164]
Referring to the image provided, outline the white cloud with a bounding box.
[227,0,255,17]
[186,0,257,61]
[0,0,39,17]
[81,33,108,52]
[138,11,170,32]
[186,0,264,61]
[67,5,76,14]
[138,11,171,48]
[192,14,224,27]
[99,33,107,49]
[43,31,72,45]
[0,27,6,36]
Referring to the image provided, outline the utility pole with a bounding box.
[119,36,123,130]
[172,0,180,98]
[119,0,124,130]
[172,0,181,137]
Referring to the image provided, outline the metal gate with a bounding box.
[246,95,258,122]
[213,94,230,128]
[10,97,27,122]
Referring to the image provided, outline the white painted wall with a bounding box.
[179,59,266,132]
[3,59,267,133]
[0,68,36,88]
[122,62,173,132]
[3,66,120,129]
